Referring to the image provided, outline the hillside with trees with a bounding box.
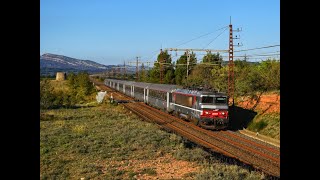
[137,51,279,97]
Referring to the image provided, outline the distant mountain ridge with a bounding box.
[40,53,110,70]
[40,53,115,75]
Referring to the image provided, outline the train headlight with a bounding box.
[205,111,209,114]
[221,112,225,115]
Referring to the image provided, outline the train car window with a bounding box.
[202,96,213,103]
[135,87,144,94]
[215,97,227,104]
[149,89,166,101]
[175,94,193,108]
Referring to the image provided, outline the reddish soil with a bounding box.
[236,93,280,113]
[102,154,200,179]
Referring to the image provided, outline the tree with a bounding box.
[202,52,223,68]
[258,59,280,91]
[232,59,280,97]
[139,63,148,82]
[234,59,253,96]
[174,52,197,85]
[188,52,223,88]
[149,50,173,83]
[148,68,159,83]
[164,69,175,84]
[187,64,211,88]
[210,66,228,93]
[67,72,77,89]
[40,79,55,109]
[67,72,95,103]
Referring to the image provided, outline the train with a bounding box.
[104,79,229,130]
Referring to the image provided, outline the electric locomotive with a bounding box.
[171,88,229,130]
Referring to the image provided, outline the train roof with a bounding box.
[105,79,227,95]
[105,79,135,85]
[173,88,227,97]
[105,79,181,92]
[148,83,181,92]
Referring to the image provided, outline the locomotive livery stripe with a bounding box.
[200,104,228,109]
[170,103,202,112]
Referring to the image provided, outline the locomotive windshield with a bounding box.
[202,96,227,104]
[202,96,213,103]
[215,97,227,104]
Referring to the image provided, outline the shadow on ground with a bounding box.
[228,106,257,131]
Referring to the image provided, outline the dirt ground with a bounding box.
[236,93,280,113]
[102,154,200,179]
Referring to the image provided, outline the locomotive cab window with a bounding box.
[215,97,227,104]
[202,96,213,103]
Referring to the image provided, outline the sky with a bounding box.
[40,0,280,65]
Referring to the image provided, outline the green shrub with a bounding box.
[140,168,157,176]
[67,72,95,103]
[248,120,268,132]
[40,72,96,109]
[40,79,55,109]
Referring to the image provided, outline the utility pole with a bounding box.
[228,17,242,106]
[128,57,152,82]
[136,57,139,81]
[123,61,126,79]
[228,21,234,106]
[160,49,164,84]
[117,65,120,77]
[186,50,190,83]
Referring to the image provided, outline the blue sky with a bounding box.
[40,0,280,65]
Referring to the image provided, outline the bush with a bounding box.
[40,79,55,109]
[67,72,95,103]
[248,120,268,132]
[40,80,76,109]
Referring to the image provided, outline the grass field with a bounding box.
[40,102,266,179]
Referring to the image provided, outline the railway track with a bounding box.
[127,102,280,177]
[92,80,280,177]
[91,79,134,101]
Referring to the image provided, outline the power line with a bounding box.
[219,54,280,57]
[202,27,228,49]
[140,25,229,62]
[234,45,280,52]
[248,53,280,57]
[140,49,160,59]
[175,25,229,47]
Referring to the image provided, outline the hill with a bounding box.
[40,53,113,75]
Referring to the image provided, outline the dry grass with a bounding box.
[40,103,265,179]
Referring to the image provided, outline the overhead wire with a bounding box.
[234,45,280,52]
[138,25,229,66]
[202,27,228,49]
[175,25,229,47]
[137,29,279,67]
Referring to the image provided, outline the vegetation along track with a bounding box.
[92,79,134,101]
[93,81,280,177]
